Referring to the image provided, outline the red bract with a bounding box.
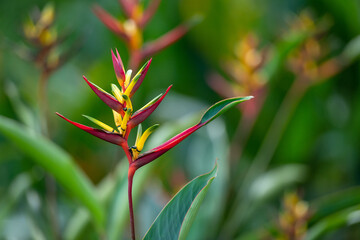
[111,49,126,86]
[128,85,171,129]
[83,76,125,116]
[93,6,129,41]
[56,113,125,145]
[129,58,152,97]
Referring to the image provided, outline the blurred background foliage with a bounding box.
[1,0,360,239]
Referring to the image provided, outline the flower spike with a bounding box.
[131,96,254,169]
[128,85,172,129]
[56,113,125,145]
[83,76,125,116]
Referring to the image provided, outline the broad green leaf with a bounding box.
[143,163,218,240]
[199,97,253,125]
[0,116,104,228]
[309,186,360,226]
[305,206,360,240]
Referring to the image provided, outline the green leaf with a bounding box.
[262,31,308,80]
[143,163,218,240]
[0,116,104,229]
[0,172,34,233]
[340,35,360,65]
[309,186,360,226]
[305,206,360,240]
[199,97,253,125]
[248,164,307,202]
[4,81,39,132]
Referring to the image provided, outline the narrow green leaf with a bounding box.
[143,163,218,240]
[262,31,308,79]
[4,81,38,131]
[309,186,360,226]
[0,116,104,228]
[340,35,360,65]
[305,206,360,240]
[199,97,253,125]
[248,164,307,202]
[0,172,34,233]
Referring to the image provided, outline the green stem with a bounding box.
[38,70,62,239]
[38,71,50,136]
[242,78,308,188]
[223,78,309,238]
[128,167,136,240]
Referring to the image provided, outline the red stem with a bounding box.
[128,166,136,240]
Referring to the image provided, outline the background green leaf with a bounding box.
[0,116,104,229]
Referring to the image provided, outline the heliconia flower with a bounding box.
[57,50,169,149]
[57,49,253,176]
[93,0,202,70]
[23,3,57,47]
[56,49,253,240]
[130,96,254,169]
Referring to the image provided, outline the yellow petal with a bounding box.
[112,110,122,131]
[124,69,132,88]
[122,94,133,112]
[111,84,124,103]
[124,62,146,96]
[138,94,162,111]
[136,124,159,152]
[39,3,55,27]
[135,124,142,146]
[120,108,132,135]
[83,115,117,133]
